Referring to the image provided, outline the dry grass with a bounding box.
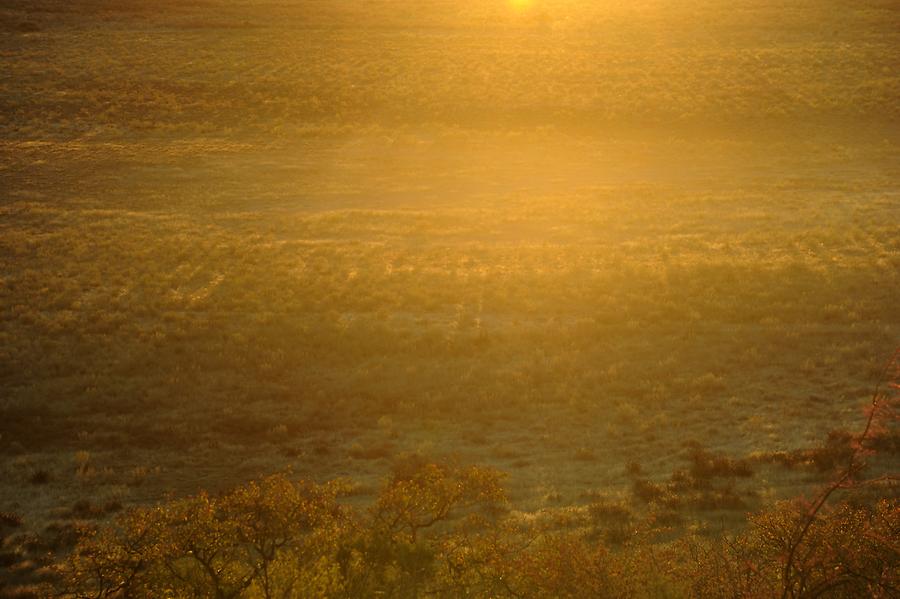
[0,0,898,594]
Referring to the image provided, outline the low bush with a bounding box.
[28,470,50,485]
[678,499,900,598]
[51,459,899,598]
[0,512,23,528]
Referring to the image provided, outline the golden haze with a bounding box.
[0,0,898,596]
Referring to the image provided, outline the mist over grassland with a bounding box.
[0,1,898,596]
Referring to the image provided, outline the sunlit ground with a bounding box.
[0,0,898,595]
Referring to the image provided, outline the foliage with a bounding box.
[679,499,900,599]
[680,353,900,598]
[50,348,900,597]
[57,461,509,598]
[56,457,899,598]
[60,475,347,598]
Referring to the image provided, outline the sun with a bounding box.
[509,0,533,10]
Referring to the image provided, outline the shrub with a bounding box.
[28,470,51,485]
[57,474,348,598]
[56,462,508,599]
[371,458,506,543]
[679,499,900,598]
[684,443,754,481]
[0,512,23,528]
[587,501,635,545]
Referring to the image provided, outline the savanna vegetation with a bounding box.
[1,0,898,596]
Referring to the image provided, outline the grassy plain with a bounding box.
[0,0,898,594]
